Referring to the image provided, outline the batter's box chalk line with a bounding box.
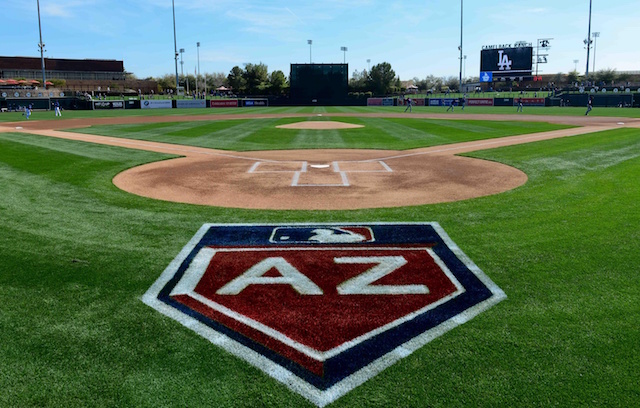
[248,160,393,187]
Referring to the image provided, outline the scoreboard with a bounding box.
[480,46,533,82]
[290,63,348,102]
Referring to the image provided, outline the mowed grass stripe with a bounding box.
[290,128,348,149]
[358,117,449,144]
[2,105,640,124]
[1,125,638,407]
[70,117,573,152]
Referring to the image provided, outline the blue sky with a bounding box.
[2,0,639,81]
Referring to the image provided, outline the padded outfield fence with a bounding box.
[1,93,637,111]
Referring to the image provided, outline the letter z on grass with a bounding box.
[143,223,506,406]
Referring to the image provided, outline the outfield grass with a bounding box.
[0,115,638,407]
[68,117,573,151]
[2,105,640,123]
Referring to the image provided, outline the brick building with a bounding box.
[0,56,156,93]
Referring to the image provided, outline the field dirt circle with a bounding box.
[276,121,364,130]
[112,149,528,210]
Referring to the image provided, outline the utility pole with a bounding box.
[172,0,179,91]
[341,46,348,64]
[458,0,464,92]
[585,0,593,80]
[592,32,600,73]
[37,0,46,89]
[196,42,200,97]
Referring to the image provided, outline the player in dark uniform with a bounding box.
[585,95,593,115]
[446,99,456,112]
[404,97,412,113]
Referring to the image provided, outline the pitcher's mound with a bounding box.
[276,121,364,130]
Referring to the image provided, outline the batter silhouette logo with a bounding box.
[143,223,506,406]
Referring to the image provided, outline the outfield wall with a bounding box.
[1,93,637,111]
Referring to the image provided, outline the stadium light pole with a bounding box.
[196,42,200,97]
[573,59,579,72]
[37,0,46,89]
[172,0,179,92]
[458,0,464,92]
[592,32,600,73]
[367,59,371,71]
[584,0,593,81]
[463,55,467,81]
[341,47,348,64]
[179,48,185,78]
[308,40,312,64]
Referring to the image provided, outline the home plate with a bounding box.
[15,127,23,130]
[310,164,331,169]
[617,122,625,125]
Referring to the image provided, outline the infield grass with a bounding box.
[0,118,638,407]
[68,117,573,151]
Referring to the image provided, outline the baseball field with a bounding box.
[0,106,638,407]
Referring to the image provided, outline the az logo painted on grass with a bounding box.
[143,223,506,406]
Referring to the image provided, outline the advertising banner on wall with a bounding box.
[366,98,394,106]
[467,98,494,106]
[141,100,172,109]
[428,98,458,107]
[93,100,125,110]
[494,98,514,107]
[211,99,239,108]
[514,97,545,106]
[176,100,206,109]
[242,99,269,107]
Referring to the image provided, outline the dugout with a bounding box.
[290,63,348,105]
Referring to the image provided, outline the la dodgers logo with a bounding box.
[143,223,506,406]
[497,50,513,71]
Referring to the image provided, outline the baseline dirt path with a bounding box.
[1,113,636,210]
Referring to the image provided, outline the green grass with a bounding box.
[68,117,573,151]
[1,105,640,123]
[0,119,639,407]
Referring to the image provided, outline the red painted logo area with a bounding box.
[144,223,506,406]
[170,246,461,375]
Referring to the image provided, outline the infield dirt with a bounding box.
[1,112,635,209]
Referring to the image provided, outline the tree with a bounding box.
[567,70,580,85]
[444,76,459,92]
[369,62,396,95]
[227,66,246,93]
[594,68,617,85]
[242,63,269,95]
[206,72,228,90]
[349,69,369,93]
[269,70,287,95]
[551,72,566,85]
[156,74,177,91]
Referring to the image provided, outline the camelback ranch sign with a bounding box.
[143,223,506,406]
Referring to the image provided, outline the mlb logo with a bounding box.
[270,226,374,243]
[143,223,505,406]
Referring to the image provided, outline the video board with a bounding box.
[480,47,533,81]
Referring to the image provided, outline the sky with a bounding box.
[2,0,639,81]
